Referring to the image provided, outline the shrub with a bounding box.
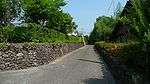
[95,41,149,74]
[0,23,82,43]
[0,25,15,42]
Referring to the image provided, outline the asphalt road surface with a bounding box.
[0,45,116,84]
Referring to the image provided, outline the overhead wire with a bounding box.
[106,0,127,16]
[106,0,116,16]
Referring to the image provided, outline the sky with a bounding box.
[63,0,127,35]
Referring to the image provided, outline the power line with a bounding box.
[106,0,127,16]
[107,0,115,15]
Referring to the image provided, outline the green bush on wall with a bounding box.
[0,23,82,43]
[0,25,15,42]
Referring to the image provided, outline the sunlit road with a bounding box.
[0,45,116,84]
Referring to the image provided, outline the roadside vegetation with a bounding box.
[89,0,150,83]
[0,0,82,43]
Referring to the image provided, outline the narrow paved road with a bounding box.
[0,45,116,84]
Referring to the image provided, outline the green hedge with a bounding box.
[95,41,150,75]
[0,24,82,43]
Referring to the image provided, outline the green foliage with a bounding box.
[84,35,89,44]
[95,42,149,75]
[91,0,150,43]
[22,0,65,24]
[0,43,7,48]
[93,0,150,81]
[0,0,79,43]
[0,23,81,43]
[0,25,15,42]
[125,0,150,40]
[22,0,76,34]
[47,12,77,34]
[143,30,150,43]
[89,16,115,44]
[0,0,21,25]
[115,16,129,25]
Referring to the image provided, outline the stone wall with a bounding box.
[0,43,84,71]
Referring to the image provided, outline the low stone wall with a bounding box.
[0,43,84,71]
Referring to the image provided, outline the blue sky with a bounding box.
[63,0,127,35]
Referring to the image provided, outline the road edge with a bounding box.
[0,46,87,74]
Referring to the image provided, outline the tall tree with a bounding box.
[89,16,115,44]
[22,0,76,34]
[22,0,66,25]
[48,11,77,34]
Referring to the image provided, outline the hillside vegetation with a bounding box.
[90,0,150,83]
[0,0,81,43]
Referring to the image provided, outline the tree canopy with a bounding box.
[0,0,79,43]
[0,0,77,34]
[21,0,76,34]
[89,16,115,44]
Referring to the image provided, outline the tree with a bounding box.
[89,16,115,44]
[124,0,150,40]
[48,11,77,34]
[22,0,65,24]
[22,0,76,34]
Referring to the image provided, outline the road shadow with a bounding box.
[83,78,107,84]
[82,59,115,84]
[77,47,116,84]
[77,59,102,64]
